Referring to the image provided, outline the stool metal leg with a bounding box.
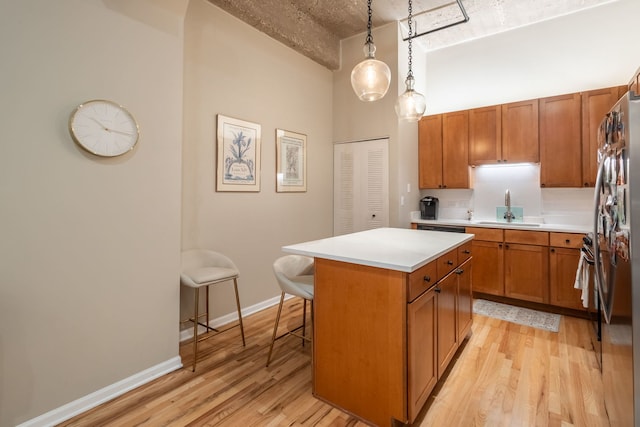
[266,291,286,367]
[205,285,210,334]
[302,299,307,347]
[233,278,246,346]
[192,287,199,372]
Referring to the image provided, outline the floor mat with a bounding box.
[473,299,561,332]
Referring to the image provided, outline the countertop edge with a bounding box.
[283,228,474,273]
[411,218,591,234]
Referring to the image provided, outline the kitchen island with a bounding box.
[283,227,474,426]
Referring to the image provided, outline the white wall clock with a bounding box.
[69,99,140,157]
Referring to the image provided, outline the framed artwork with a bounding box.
[216,115,261,192]
[276,129,307,192]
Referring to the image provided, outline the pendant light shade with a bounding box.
[351,0,391,102]
[395,75,426,121]
[396,0,426,121]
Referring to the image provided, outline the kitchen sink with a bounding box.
[475,221,541,227]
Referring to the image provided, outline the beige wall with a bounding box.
[0,0,186,425]
[181,1,334,319]
[333,23,423,229]
[5,0,638,425]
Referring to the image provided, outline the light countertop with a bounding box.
[409,211,592,234]
[282,227,474,273]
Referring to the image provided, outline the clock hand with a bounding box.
[107,129,135,136]
[89,117,108,129]
[88,117,134,136]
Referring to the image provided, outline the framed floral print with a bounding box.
[276,129,307,192]
[216,115,261,192]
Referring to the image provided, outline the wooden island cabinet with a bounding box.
[283,228,474,426]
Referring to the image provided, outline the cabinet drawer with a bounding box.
[437,248,458,281]
[504,229,549,246]
[465,227,503,242]
[457,241,472,262]
[549,232,583,249]
[408,260,437,302]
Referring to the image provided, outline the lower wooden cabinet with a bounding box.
[436,272,458,378]
[504,243,549,303]
[457,258,473,341]
[315,246,473,426]
[407,287,437,421]
[549,232,585,310]
[466,227,504,296]
[407,244,473,423]
[466,227,586,310]
[469,240,504,295]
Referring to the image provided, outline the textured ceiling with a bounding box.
[207,0,617,70]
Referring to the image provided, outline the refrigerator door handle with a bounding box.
[592,158,612,324]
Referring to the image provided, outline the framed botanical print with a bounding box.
[276,129,307,192]
[216,114,261,192]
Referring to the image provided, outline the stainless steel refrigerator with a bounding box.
[593,91,640,426]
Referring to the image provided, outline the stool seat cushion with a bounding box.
[288,274,314,299]
[181,266,238,288]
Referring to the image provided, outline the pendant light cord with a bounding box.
[365,0,373,45]
[407,0,414,79]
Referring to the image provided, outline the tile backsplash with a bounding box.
[418,163,593,225]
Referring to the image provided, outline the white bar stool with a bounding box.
[266,255,314,367]
[180,249,246,371]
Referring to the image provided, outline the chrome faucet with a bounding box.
[504,189,515,222]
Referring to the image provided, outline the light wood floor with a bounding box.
[59,298,610,426]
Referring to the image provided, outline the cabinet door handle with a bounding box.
[565,239,570,244]
[463,249,471,254]
[551,248,555,253]
[423,275,431,282]
[499,243,503,248]
[505,244,510,249]
[455,268,464,274]
[446,260,454,265]
[435,287,441,293]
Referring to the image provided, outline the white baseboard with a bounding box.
[17,356,183,427]
[19,295,288,427]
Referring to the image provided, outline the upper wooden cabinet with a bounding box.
[468,105,501,164]
[442,111,469,188]
[418,115,442,189]
[581,86,627,187]
[468,100,539,165]
[539,93,582,187]
[420,85,627,188]
[502,99,540,163]
[418,113,469,189]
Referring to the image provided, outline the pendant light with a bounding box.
[351,0,391,102]
[395,0,426,121]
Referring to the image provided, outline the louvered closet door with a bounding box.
[333,138,389,236]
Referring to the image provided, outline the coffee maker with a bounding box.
[420,196,439,220]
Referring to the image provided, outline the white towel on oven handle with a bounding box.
[574,251,590,308]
